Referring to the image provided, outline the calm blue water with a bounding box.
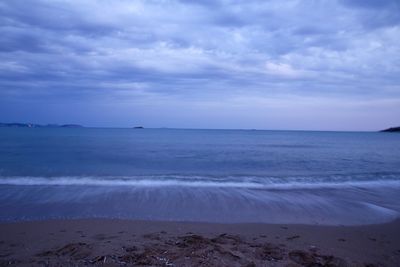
[0,128,400,224]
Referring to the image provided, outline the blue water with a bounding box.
[0,128,400,225]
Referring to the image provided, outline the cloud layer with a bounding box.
[0,0,399,130]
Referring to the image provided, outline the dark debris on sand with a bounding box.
[17,233,356,266]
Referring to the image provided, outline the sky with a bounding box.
[0,0,399,131]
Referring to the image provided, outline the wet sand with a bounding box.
[0,219,399,266]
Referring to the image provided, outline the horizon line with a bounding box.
[1,122,395,133]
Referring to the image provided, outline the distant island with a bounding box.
[380,126,400,132]
[0,123,84,128]
[133,126,144,129]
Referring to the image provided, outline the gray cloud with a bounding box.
[0,0,399,130]
[340,0,399,9]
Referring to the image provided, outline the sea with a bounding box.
[0,127,399,225]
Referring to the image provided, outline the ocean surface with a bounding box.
[0,127,399,225]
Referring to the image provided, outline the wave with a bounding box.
[0,174,399,189]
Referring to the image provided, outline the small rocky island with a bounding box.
[380,126,400,132]
[0,123,84,128]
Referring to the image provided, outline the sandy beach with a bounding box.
[1,219,399,266]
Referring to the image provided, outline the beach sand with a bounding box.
[0,219,399,266]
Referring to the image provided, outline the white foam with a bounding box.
[0,175,399,190]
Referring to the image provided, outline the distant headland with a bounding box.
[0,123,83,128]
[380,126,400,132]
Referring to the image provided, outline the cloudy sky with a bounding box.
[0,0,399,130]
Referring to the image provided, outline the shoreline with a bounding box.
[2,182,399,225]
[1,218,399,266]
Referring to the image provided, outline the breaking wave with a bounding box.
[0,173,399,189]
